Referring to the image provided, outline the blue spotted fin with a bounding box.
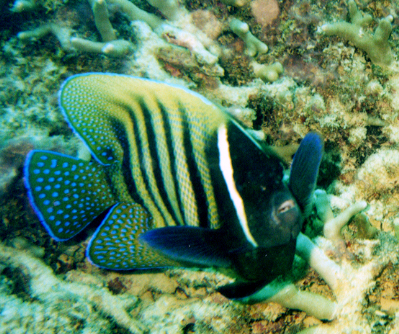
[88,203,181,269]
[288,133,323,217]
[24,150,116,241]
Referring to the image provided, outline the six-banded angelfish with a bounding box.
[24,73,323,299]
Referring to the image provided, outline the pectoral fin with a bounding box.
[289,133,323,216]
[140,226,232,268]
[217,279,270,299]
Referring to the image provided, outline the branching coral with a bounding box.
[17,23,74,52]
[10,0,36,12]
[229,18,284,82]
[0,240,147,333]
[319,0,394,67]
[16,0,219,64]
[252,61,284,82]
[229,18,268,57]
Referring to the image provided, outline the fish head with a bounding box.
[246,185,303,248]
[219,120,306,250]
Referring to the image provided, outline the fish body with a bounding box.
[25,73,323,298]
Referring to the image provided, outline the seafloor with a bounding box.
[1,0,399,333]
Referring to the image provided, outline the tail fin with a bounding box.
[24,150,116,241]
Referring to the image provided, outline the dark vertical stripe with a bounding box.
[137,98,182,226]
[156,100,185,225]
[123,101,167,224]
[109,117,139,199]
[178,103,210,228]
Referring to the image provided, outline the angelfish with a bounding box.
[24,73,323,299]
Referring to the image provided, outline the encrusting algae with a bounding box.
[2,0,399,333]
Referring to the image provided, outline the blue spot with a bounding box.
[40,155,48,160]
[43,200,50,205]
[52,192,59,198]
[33,169,40,174]
[62,162,69,168]
[43,169,50,174]
[37,178,44,183]
[38,194,45,199]
[37,162,45,167]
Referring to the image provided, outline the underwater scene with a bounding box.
[2,0,399,333]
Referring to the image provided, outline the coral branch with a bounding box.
[147,0,182,21]
[315,189,367,243]
[230,18,268,57]
[239,278,337,320]
[89,0,116,42]
[296,232,343,292]
[108,0,163,29]
[319,0,394,66]
[70,37,133,57]
[0,240,147,333]
[18,24,73,51]
[251,61,283,82]
[10,0,36,12]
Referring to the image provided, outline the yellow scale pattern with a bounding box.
[60,74,226,230]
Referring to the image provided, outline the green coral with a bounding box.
[229,18,268,57]
[320,0,394,67]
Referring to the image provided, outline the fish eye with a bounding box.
[277,199,295,214]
